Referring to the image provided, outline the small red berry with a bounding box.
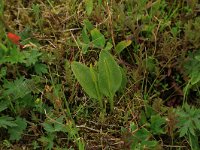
[7,32,21,45]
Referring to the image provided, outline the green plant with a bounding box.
[129,122,159,149]
[85,0,93,16]
[1,0,200,149]
[125,112,166,150]
[72,22,130,112]
[78,22,104,54]
[184,50,200,102]
[40,115,84,150]
[175,103,200,150]
[0,30,48,144]
[7,117,27,141]
[0,116,27,141]
[78,21,131,54]
[71,49,124,112]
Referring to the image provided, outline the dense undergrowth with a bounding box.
[0,0,200,149]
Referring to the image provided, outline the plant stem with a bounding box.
[109,95,114,112]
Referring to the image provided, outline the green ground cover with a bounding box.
[0,0,200,149]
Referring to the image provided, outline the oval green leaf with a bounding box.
[71,61,98,99]
[115,40,132,54]
[98,50,122,97]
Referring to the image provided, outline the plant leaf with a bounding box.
[190,70,200,85]
[134,128,150,141]
[3,77,32,100]
[130,122,137,132]
[179,124,188,137]
[115,40,132,54]
[103,42,113,51]
[83,19,94,31]
[188,133,200,150]
[42,122,55,133]
[54,116,65,132]
[81,26,90,44]
[85,0,93,16]
[8,117,27,141]
[23,49,42,67]
[150,115,166,135]
[91,28,105,48]
[71,62,98,99]
[0,116,17,128]
[38,134,55,150]
[81,26,90,54]
[98,50,122,98]
[2,48,26,64]
[0,100,9,112]
[34,63,48,75]
[141,140,158,148]
[0,43,8,52]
